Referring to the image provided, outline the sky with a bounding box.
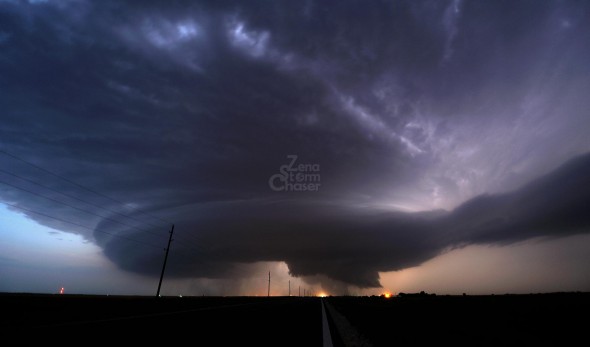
[1,0,590,296]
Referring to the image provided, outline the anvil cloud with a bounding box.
[1,0,589,289]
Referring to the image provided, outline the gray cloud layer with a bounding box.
[1,0,589,288]
[95,153,590,287]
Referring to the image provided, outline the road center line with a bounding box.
[321,298,334,347]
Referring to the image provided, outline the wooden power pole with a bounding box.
[268,271,271,297]
[156,224,174,297]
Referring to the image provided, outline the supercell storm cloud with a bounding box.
[1,0,590,289]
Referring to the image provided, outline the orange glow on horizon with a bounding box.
[383,292,392,298]
[318,292,328,297]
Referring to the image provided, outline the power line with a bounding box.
[173,233,214,250]
[168,236,210,253]
[0,167,166,231]
[0,172,213,251]
[0,150,220,258]
[0,179,166,241]
[170,242,204,253]
[4,199,215,270]
[0,149,171,226]
[0,150,226,256]
[3,202,162,249]
[156,224,174,297]
[161,223,216,250]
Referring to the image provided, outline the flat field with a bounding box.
[1,293,587,346]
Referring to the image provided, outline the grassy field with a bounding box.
[327,293,590,346]
[0,294,322,345]
[1,292,588,345]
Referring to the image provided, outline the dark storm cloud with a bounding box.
[94,153,590,287]
[1,0,590,288]
[444,153,590,245]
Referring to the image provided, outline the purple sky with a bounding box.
[1,0,590,295]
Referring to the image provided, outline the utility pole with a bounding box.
[299,285,301,297]
[156,224,174,297]
[289,280,291,296]
[268,271,271,297]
